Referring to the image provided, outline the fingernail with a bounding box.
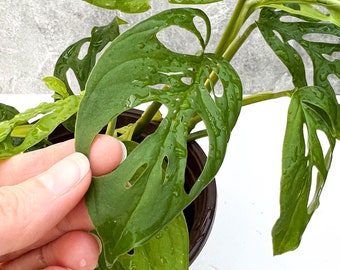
[90,233,103,254]
[119,141,127,164]
[40,152,90,195]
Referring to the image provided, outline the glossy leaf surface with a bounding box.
[256,0,340,26]
[272,86,338,255]
[109,213,189,270]
[83,0,222,13]
[83,0,151,13]
[76,8,242,267]
[169,0,222,3]
[43,76,69,100]
[0,95,81,158]
[0,103,19,122]
[258,7,340,91]
[54,17,123,95]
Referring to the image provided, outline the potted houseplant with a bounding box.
[0,0,339,269]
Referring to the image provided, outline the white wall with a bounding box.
[191,97,340,270]
[0,0,291,94]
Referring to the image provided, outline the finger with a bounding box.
[0,134,126,186]
[1,231,101,270]
[0,136,126,261]
[0,152,91,256]
[43,267,71,270]
[29,135,126,241]
[89,134,126,176]
[0,139,75,186]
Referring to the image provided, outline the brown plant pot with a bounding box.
[49,109,217,264]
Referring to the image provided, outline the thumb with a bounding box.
[0,152,91,256]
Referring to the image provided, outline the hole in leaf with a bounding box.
[307,165,319,213]
[156,26,202,55]
[273,30,284,43]
[288,40,313,86]
[193,15,208,43]
[322,52,340,62]
[280,16,307,23]
[159,105,169,119]
[213,79,224,98]
[148,83,169,90]
[162,156,169,184]
[78,42,90,60]
[311,4,330,16]
[159,71,184,76]
[28,112,53,124]
[328,74,340,93]
[125,163,148,189]
[181,77,193,85]
[303,33,339,44]
[66,69,81,95]
[303,123,309,158]
[316,129,330,159]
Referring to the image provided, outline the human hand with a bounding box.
[0,135,126,270]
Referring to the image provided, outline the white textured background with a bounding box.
[0,0,294,94]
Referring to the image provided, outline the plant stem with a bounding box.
[187,129,208,142]
[187,90,294,142]
[187,114,203,133]
[222,22,257,61]
[242,89,294,106]
[202,21,257,97]
[132,101,162,139]
[105,117,117,136]
[188,0,257,133]
[215,0,254,57]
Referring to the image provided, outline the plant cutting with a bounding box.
[0,0,339,269]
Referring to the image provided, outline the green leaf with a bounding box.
[272,86,338,255]
[75,8,242,267]
[52,17,123,132]
[43,76,69,100]
[169,0,222,3]
[0,95,81,158]
[255,1,340,26]
[54,17,123,95]
[257,7,340,90]
[0,103,19,122]
[83,0,222,13]
[10,125,32,138]
[82,0,151,13]
[105,213,189,270]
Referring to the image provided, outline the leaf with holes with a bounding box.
[54,17,124,95]
[257,1,340,26]
[75,8,242,267]
[107,213,189,270]
[169,0,222,3]
[257,7,340,90]
[83,0,222,12]
[0,95,81,158]
[82,0,151,13]
[272,86,338,255]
